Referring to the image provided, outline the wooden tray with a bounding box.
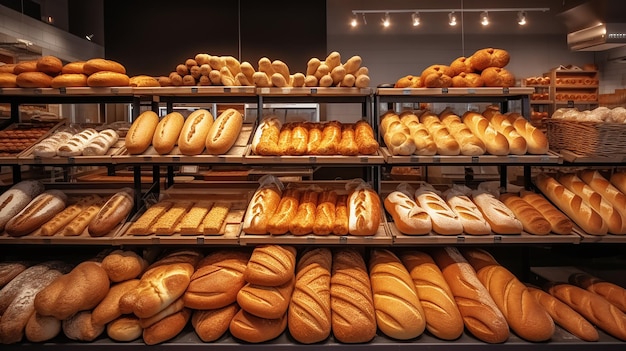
[381,147,562,165]
[19,139,123,165]
[244,146,385,165]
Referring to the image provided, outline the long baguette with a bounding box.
[88,189,134,237]
[579,169,626,233]
[125,110,158,154]
[569,272,626,313]
[152,112,184,155]
[462,111,509,155]
[205,108,243,155]
[178,109,213,155]
[5,190,68,237]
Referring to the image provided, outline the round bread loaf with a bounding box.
[36,56,63,76]
[16,71,53,88]
[394,75,421,88]
[83,58,126,75]
[50,73,88,88]
[106,315,142,342]
[450,56,473,75]
[470,48,510,71]
[61,61,86,74]
[129,75,160,87]
[0,73,17,88]
[87,71,130,87]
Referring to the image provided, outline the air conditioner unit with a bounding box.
[567,23,626,51]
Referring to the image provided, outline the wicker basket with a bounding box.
[544,118,626,156]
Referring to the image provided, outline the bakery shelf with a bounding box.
[530,100,554,104]
[238,224,391,246]
[0,87,135,96]
[18,140,124,165]
[376,87,535,96]
[256,87,373,97]
[132,86,257,96]
[381,147,561,165]
[576,232,626,244]
[558,150,626,163]
[243,147,385,165]
[554,85,599,89]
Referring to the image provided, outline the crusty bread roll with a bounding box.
[237,278,294,319]
[142,308,191,345]
[557,173,623,234]
[383,121,417,155]
[36,56,62,76]
[16,71,53,88]
[183,249,250,310]
[0,63,17,74]
[500,193,551,235]
[472,190,523,234]
[450,56,474,75]
[547,282,626,341]
[569,272,626,313]
[13,60,38,74]
[288,248,332,344]
[101,249,147,282]
[152,112,184,154]
[526,285,599,341]
[400,250,464,340]
[24,312,62,343]
[267,188,300,235]
[415,185,463,235]
[242,184,282,234]
[125,110,159,154]
[83,58,126,75]
[579,169,626,234]
[192,303,239,342]
[91,279,140,327]
[535,173,607,235]
[420,64,454,88]
[384,190,431,235]
[394,74,421,88]
[61,61,85,74]
[86,71,130,87]
[505,112,549,154]
[481,67,516,87]
[229,309,287,343]
[519,190,573,234]
[451,72,485,87]
[470,48,510,71]
[106,315,142,342]
[205,108,243,155]
[139,297,185,328]
[62,310,104,342]
[369,249,425,340]
[5,190,68,237]
[462,111,509,155]
[0,180,44,232]
[332,194,349,235]
[88,188,134,237]
[243,245,296,287]
[0,72,17,88]
[431,247,509,344]
[348,186,381,235]
[251,116,281,155]
[610,172,626,195]
[34,261,110,320]
[178,109,214,155]
[330,248,377,343]
[129,75,160,87]
[463,248,555,342]
[444,188,492,235]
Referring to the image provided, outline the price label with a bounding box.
[310,88,318,94]
[360,157,369,163]
[196,237,205,245]
[502,87,509,94]
[223,87,231,93]
[471,156,479,163]
[172,156,181,162]
[34,89,42,95]
[308,156,317,163]
[432,155,441,163]
[181,165,198,173]
[151,237,160,244]
[508,155,517,161]
[441,88,449,94]
[218,156,227,163]
[59,87,67,95]
[494,235,502,243]
[410,155,420,163]
[339,236,348,244]
[260,88,270,94]
[540,155,550,162]
[402,89,411,95]
[191,87,198,94]
[567,100,575,108]
[467,88,476,94]
[111,88,119,94]
[456,235,466,243]
[67,157,75,164]
[143,156,152,162]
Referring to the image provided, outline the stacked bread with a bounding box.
[552,106,626,123]
[0,125,51,156]
[251,117,379,156]
[31,128,120,157]
[381,108,549,156]
[394,47,515,88]
[124,108,243,156]
[242,182,381,236]
[158,51,370,88]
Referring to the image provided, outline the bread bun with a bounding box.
[106,315,142,342]
[125,110,159,154]
[83,58,126,75]
[13,61,38,74]
[0,73,17,88]
[36,56,63,76]
[450,56,473,75]
[129,75,160,87]
[16,72,53,88]
[152,112,184,155]
[101,249,147,282]
[205,108,243,155]
[50,74,88,88]
[394,75,421,88]
[481,67,516,87]
[0,63,16,74]
[178,109,214,155]
[420,65,454,88]
[452,72,484,87]
[87,71,130,87]
[470,48,510,71]
[61,61,85,74]
[192,304,239,342]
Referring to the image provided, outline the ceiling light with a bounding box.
[382,13,390,27]
[412,12,420,26]
[449,12,457,26]
[351,13,358,27]
[85,34,94,41]
[480,11,489,26]
[362,13,367,25]
[517,11,527,25]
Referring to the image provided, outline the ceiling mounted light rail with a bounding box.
[350,7,549,28]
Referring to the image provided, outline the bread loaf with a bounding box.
[50,73,88,88]
[332,194,350,235]
[354,120,379,155]
[83,58,126,75]
[462,111,509,155]
[431,247,509,343]
[472,190,523,234]
[348,186,381,236]
[91,279,140,327]
[252,117,281,155]
[0,180,44,232]
[139,296,185,328]
[404,118,438,155]
[178,109,214,155]
[266,188,300,235]
[0,263,52,314]
[34,261,110,320]
[82,129,119,156]
[520,190,573,234]
[88,188,134,237]
[420,111,460,155]
[87,71,130,87]
[470,48,510,70]
[505,112,549,154]
[547,282,626,340]
[5,189,68,237]
[16,71,53,88]
[242,184,282,234]
[101,249,147,282]
[384,191,432,235]
[0,72,17,88]
[462,248,555,341]
[312,190,337,235]
[579,169,626,233]
[24,312,62,343]
[289,189,318,235]
[237,277,294,319]
[229,309,287,343]
[400,250,464,340]
[384,121,417,155]
[610,172,626,195]
[526,285,598,341]
[205,108,243,155]
[444,188,491,235]
[106,315,142,342]
[125,110,159,154]
[288,248,332,344]
[287,123,308,155]
[61,61,85,75]
[330,248,377,343]
[440,112,486,156]
[500,193,551,235]
[0,261,29,288]
[142,308,191,345]
[244,245,296,286]
[152,112,184,155]
[484,111,527,155]
[569,272,626,313]
[415,185,463,235]
[62,310,105,342]
[369,249,426,340]
[192,303,239,342]
[183,249,250,310]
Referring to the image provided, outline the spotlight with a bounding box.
[449,12,457,26]
[351,14,358,27]
[480,11,489,26]
[517,11,527,25]
[362,13,367,25]
[85,34,94,41]
[382,13,390,27]
[412,12,420,26]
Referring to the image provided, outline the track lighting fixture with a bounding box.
[351,13,358,27]
[382,12,390,27]
[517,11,527,25]
[85,34,94,41]
[362,13,367,25]
[448,12,457,26]
[480,11,489,26]
[412,12,420,26]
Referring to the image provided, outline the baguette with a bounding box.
[205,108,243,155]
[384,190,432,235]
[152,112,184,155]
[178,109,214,155]
[369,249,426,340]
[88,188,134,237]
[444,188,491,235]
[0,261,29,288]
[266,188,301,235]
[462,248,555,341]
[287,123,308,155]
[419,111,460,155]
[125,110,159,154]
[483,111,527,155]
[500,193,551,235]
[5,190,68,237]
[579,169,626,233]
[431,247,509,344]
[330,248,377,343]
[505,112,549,154]
[547,282,626,340]
[462,111,509,155]
[526,286,599,341]
[440,112,486,156]
[569,272,626,313]
[415,185,463,235]
[0,180,45,232]
[348,186,381,235]
[610,172,626,196]
[289,189,318,235]
[332,194,349,235]
[557,173,623,234]
[472,190,523,234]
[312,190,337,235]
[242,184,282,234]
[288,248,332,344]
[519,190,573,234]
[400,250,464,340]
[318,121,340,155]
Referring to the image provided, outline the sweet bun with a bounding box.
[394,75,421,88]
[83,58,126,75]
[470,48,510,71]
[36,56,63,76]
[481,67,515,87]
[450,56,473,75]
[16,72,53,88]
[87,71,130,87]
[452,72,485,87]
[420,65,454,88]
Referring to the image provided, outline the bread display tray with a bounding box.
[256,86,373,97]
[243,146,385,165]
[558,149,626,163]
[575,229,626,243]
[381,147,562,165]
[0,87,134,96]
[0,120,65,163]
[114,186,249,245]
[112,124,253,164]
[376,87,535,96]
[18,139,124,165]
[0,187,130,245]
[132,86,256,96]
